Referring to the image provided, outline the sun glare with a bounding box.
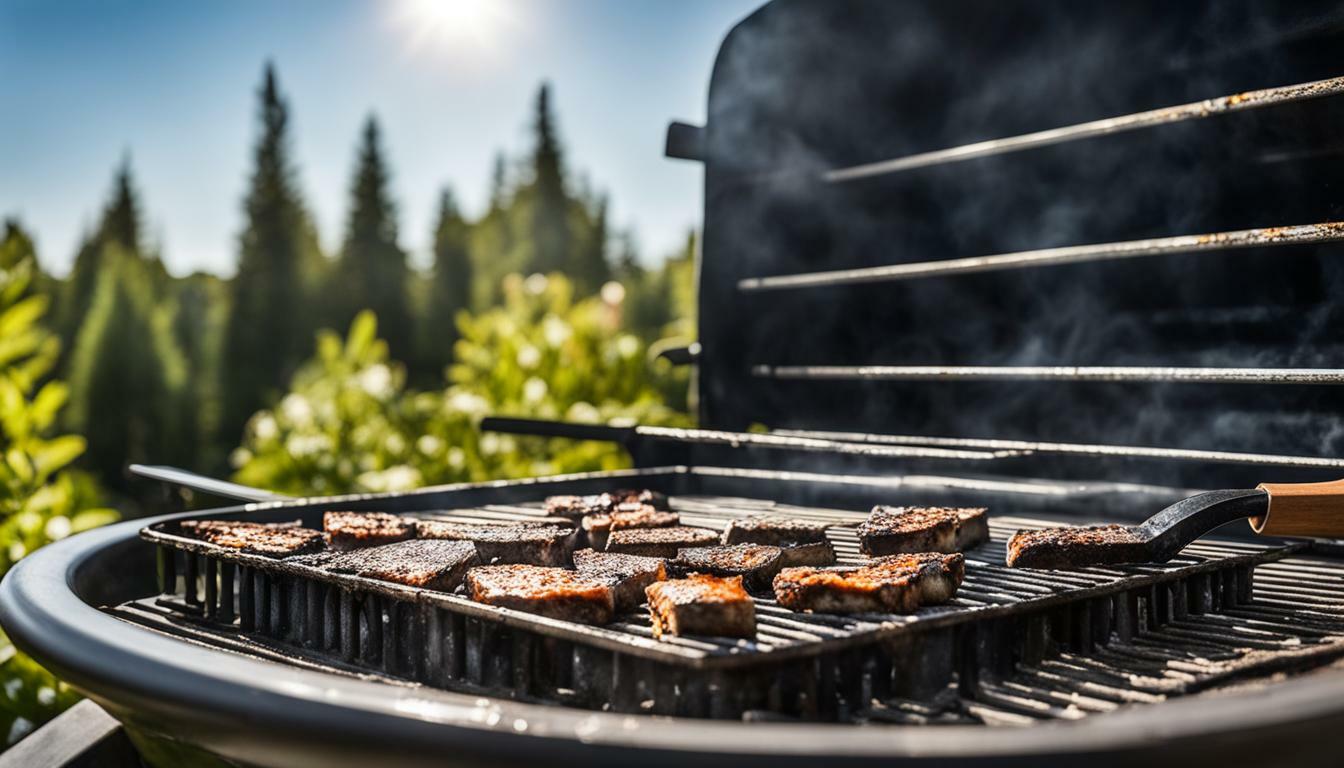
[392,0,516,58]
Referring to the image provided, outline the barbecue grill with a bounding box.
[7,0,1344,765]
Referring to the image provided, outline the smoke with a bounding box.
[696,0,1344,488]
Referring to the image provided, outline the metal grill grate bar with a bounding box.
[754,364,1344,385]
[823,75,1344,183]
[737,221,1344,292]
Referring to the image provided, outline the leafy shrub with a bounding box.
[0,255,117,746]
[232,272,692,496]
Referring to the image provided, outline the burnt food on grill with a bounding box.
[572,548,667,611]
[604,525,719,558]
[418,519,575,566]
[858,506,989,556]
[1006,525,1147,569]
[581,504,680,550]
[323,511,416,551]
[544,488,668,519]
[720,515,836,566]
[179,520,324,557]
[668,543,784,592]
[772,552,964,614]
[293,539,478,591]
[646,574,756,639]
[466,564,615,625]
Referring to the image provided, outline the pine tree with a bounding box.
[574,193,611,294]
[332,116,412,359]
[219,63,311,443]
[528,83,570,277]
[60,160,145,344]
[417,188,472,380]
[469,151,517,309]
[67,249,186,491]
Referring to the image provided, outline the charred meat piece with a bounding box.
[179,520,324,558]
[323,511,416,551]
[1006,525,1146,569]
[720,516,835,567]
[669,543,784,592]
[582,504,680,550]
[466,564,615,625]
[418,520,575,566]
[645,574,756,639]
[721,515,829,546]
[773,552,965,614]
[776,540,838,567]
[294,539,478,591]
[858,506,990,556]
[572,548,667,611]
[953,507,990,550]
[544,489,669,519]
[868,553,966,604]
[604,526,719,558]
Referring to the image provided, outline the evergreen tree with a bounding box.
[469,151,517,309]
[219,63,311,443]
[528,83,570,276]
[417,188,472,380]
[332,116,412,359]
[574,193,611,294]
[60,160,145,344]
[67,249,186,491]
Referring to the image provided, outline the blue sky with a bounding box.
[0,0,762,276]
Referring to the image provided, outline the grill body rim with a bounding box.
[6,467,1344,767]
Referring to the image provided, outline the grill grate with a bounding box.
[133,493,1300,721]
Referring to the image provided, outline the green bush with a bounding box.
[232,272,691,496]
[0,255,117,746]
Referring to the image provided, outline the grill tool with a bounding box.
[1014,479,1344,566]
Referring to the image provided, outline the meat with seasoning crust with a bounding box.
[668,543,784,592]
[323,511,416,551]
[417,519,576,566]
[581,504,680,550]
[773,552,964,614]
[720,516,835,566]
[646,574,755,638]
[604,525,719,558]
[293,539,478,591]
[466,564,615,624]
[572,548,667,611]
[179,520,325,557]
[1006,525,1146,569]
[858,506,989,556]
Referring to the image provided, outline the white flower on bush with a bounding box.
[566,401,600,423]
[285,433,332,458]
[616,334,640,359]
[252,414,279,442]
[417,435,444,456]
[44,515,71,541]
[542,314,570,347]
[384,433,406,455]
[446,390,488,416]
[516,344,541,370]
[523,376,548,404]
[357,364,394,399]
[447,446,465,469]
[357,465,421,493]
[600,280,625,305]
[280,394,314,427]
[524,273,549,295]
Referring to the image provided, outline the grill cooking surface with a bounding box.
[141,494,1297,670]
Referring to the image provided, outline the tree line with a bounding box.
[1,63,690,507]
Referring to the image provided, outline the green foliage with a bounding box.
[233,272,691,496]
[67,247,189,491]
[220,64,320,445]
[330,117,413,362]
[0,251,115,746]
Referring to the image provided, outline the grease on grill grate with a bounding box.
[131,495,1331,723]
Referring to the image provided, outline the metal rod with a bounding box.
[754,364,1344,385]
[738,221,1344,291]
[771,429,1344,469]
[824,75,1344,183]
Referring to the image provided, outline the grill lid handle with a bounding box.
[128,464,291,503]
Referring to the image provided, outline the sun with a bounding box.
[391,0,516,57]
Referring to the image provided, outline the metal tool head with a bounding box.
[1134,488,1269,562]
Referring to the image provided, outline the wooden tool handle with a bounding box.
[1253,479,1344,536]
